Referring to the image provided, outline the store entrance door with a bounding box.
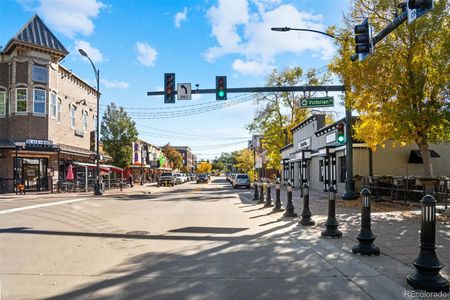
[20,158,48,191]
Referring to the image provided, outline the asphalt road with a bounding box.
[0,178,436,300]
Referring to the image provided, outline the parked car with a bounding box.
[230,173,237,185]
[196,173,209,183]
[158,172,175,187]
[174,173,183,185]
[233,174,251,189]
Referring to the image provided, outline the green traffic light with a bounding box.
[218,90,225,97]
[337,135,345,143]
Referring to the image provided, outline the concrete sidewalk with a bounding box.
[240,183,450,295]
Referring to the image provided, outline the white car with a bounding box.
[175,173,188,183]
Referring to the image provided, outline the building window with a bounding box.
[57,99,61,123]
[0,91,5,116]
[83,111,88,131]
[16,88,27,113]
[8,90,12,115]
[50,92,57,118]
[33,89,46,114]
[93,115,97,132]
[339,156,346,183]
[70,105,76,129]
[319,160,324,182]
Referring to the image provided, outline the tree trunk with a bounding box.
[417,140,434,178]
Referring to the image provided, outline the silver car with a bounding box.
[233,174,251,189]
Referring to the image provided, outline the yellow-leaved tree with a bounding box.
[234,149,255,180]
[196,161,212,174]
[329,0,450,177]
[247,67,334,171]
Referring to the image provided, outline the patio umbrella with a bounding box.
[66,164,74,181]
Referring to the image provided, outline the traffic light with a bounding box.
[215,76,227,100]
[354,18,372,56]
[407,0,433,9]
[164,73,175,103]
[337,122,345,144]
[406,0,434,23]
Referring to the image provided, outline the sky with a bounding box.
[0,0,350,161]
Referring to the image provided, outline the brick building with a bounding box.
[0,15,102,192]
[172,146,196,172]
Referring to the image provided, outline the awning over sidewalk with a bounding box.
[408,150,440,164]
[72,162,110,172]
[101,164,124,174]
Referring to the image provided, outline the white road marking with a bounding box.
[0,198,88,215]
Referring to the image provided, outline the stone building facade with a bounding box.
[0,15,100,192]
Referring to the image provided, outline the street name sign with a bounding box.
[300,96,334,108]
[177,83,191,100]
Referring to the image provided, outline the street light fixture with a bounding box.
[78,48,102,196]
[271,26,358,200]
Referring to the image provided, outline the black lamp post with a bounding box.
[78,48,102,196]
[271,26,358,200]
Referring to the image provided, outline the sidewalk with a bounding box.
[242,184,450,294]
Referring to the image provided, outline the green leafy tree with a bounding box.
[162,144,183,170]
[329,0,449,177]
[101,103,138,168]
[247,67,333,170]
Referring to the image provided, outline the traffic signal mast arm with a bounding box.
[147,85,345,96]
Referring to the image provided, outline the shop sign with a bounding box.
[326,133,336,144]
[298,138,311,150]
[25,139,53,148]
[32,65,49,84]
[74,130,84,137]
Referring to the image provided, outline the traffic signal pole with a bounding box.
[148,85,345,96]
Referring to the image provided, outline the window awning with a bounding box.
[72,162,110,172]
[101,164,124,174]
[408,150,440,164]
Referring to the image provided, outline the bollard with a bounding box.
[257,179,265,204]
[119,181,123,191]
[352,188,380,256]
[299,183,315,226]
[321,185,342,238]
[264,180,274,207]
[283,181,297,218]
[252,181,259,201]
[272,179,284,212]
[407,195,449,293]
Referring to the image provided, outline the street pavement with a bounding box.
[0,177,448,299]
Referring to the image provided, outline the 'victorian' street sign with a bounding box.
[300,96,334,108]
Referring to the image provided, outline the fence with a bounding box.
[354,176,449,210]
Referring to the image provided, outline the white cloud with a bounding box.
[100,79,129,89]
[174,7,188,29]
[136,42,158,67]
[74,40,104,63]
[18,0,105,38]
[231,59,274,76]
[204,1,335,75]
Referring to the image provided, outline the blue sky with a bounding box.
[0,0,349,160]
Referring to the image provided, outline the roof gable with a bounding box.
[3,14,68,55]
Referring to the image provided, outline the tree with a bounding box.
[101,103,138,168]
[197,161,212,173]
[247,67,333,170]
[329,0,450,177]
[234,149,255,180]
[181,166,190,173]
[162,144,183,170]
